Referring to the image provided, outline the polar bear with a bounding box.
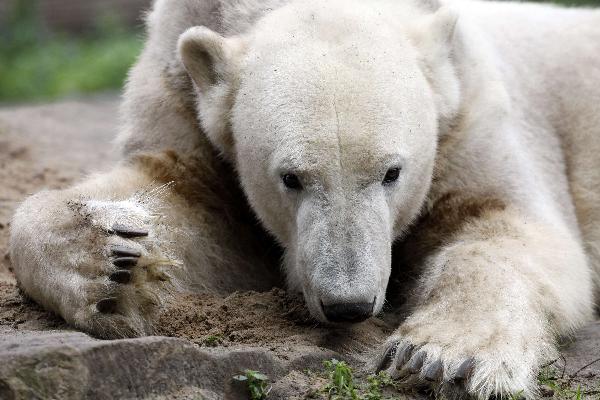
[9,0,600,397]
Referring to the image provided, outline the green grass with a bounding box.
[202,334,223,347]
[322,359,360,400]
[231,359,600,400]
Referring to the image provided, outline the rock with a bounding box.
[561,321,600,378]
[0,328,338,400]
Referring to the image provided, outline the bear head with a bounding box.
[178,0,461,323]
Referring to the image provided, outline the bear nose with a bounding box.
[322,300,375,323]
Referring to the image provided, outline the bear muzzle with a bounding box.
[320,298,376,323]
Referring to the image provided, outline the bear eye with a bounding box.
[382,167,401,185]
[282,173,303,190]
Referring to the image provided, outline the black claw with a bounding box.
[455,358,474,381]
[395,344,415,369]
[111,224,148,238]
[377,343,398,372]
[110,245,141,258]
[408,351,426,374]
[109,270,132,284]
[96,297,118,313]
[113,257,139,268]
[424,360,443,382]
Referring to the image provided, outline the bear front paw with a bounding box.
[60,198,182,338]
[375,324,551,399]
[376,337,475,398]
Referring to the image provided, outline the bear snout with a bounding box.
[320,299,375,323]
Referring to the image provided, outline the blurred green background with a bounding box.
[0,0,599,103]
[0,0,148,103]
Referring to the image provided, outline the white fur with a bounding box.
[9,0,600,398]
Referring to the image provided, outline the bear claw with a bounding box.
[110,245,142,258]
[96,297,118,313]
[424,360,443,381]
[455,358,474,381]
[113,257,139,268]
[111,224,148,238]
[109,270,132,284]
[408,351,426,374]
[378,337,481,397]
[377,343,398,372]
[396,344,415,369]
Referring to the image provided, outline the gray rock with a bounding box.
[561,321,600,377]
[0,328,338,400]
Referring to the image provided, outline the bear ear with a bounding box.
[409,7,459,63]
[408,7,461,131]
[178,26,232,90]
[178,27,244,158]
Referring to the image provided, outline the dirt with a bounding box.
[157,289,318,347]
[0,139,69,285]
[0,282,66,331]
[0,102,103,338]
[0,95,118,283]
[157,288,393,357]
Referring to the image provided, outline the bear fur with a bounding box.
[9,0,600,398]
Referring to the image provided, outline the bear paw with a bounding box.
[375,328,547,399]
[62,198,181,338]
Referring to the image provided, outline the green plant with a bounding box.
[323,359,359,400]
[233,369,270,400]
[574,385,583,400]
[320,360,401,400]
[363,372,398,400]
[203,335,222,347]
